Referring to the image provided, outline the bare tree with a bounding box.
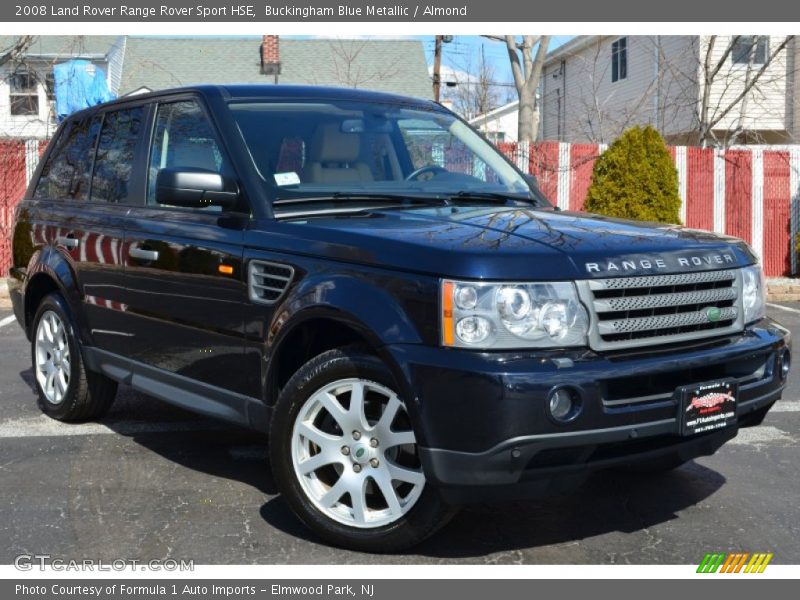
[557,39,665,144]
[697,35,794,146]
[445,47,503,120]
[0,36,34,68]
[485,35,551,142]
[0,36,121,138]
[538,35,796,147]
[323,40,402,89]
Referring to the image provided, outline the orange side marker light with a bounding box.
[442,280,455,346]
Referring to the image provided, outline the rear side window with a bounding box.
[147,100,228,208]
[90,107,144,203]
[34,116,100,200]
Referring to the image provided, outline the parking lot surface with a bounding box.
[1,304,798,564]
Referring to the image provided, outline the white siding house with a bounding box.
[537,35,799,145]
[468,101,519,142]
[0,36,123,139]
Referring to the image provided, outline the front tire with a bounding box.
[31,293,117,422]
[269,348,454,552]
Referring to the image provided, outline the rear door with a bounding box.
[122,98,249,395]
[31,107,144,355]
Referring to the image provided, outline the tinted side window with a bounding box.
[147,100,227,207]
[34,116,100,200]
[90,107,144,204]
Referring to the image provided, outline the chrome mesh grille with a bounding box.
[577,269,744,351]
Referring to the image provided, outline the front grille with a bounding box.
[248,260,294,305]
[576,269,744,351]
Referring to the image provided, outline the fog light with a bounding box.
[547,387,581,422]
[780,350,791,380]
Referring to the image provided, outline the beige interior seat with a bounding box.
[304,124,373,184]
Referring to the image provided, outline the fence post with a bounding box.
[516,141,530,173]
[713,149,726,234]
[557,142,571,210]
[25,139,41,185]
[791,147,800,276]
[751,147,764,265]
[675,146,688,224]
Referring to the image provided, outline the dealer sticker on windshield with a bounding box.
[274,171,301,186]
[678,380,738,436]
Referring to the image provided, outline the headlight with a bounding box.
[741,265,766,323]
[441,280,589,349]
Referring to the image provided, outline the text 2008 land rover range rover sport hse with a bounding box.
[8,85,791,551]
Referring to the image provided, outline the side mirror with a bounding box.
[155,168,239,209]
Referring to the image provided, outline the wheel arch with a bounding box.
[264,307,417,416]
[23,252,80,339]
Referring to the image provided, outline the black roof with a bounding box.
[64,84,443,121]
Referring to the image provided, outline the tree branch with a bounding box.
[705,35,793,132]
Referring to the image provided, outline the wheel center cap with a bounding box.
[53,350,62,366]
[350,442,374,464]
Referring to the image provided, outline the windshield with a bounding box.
[228,100,543,205]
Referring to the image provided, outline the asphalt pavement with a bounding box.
[0,304,799,565]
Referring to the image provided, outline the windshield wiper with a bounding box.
[450,190,544,206]
[273,192,450,207]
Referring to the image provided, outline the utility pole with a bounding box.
[433,35,443,102]
[432,35,453,103]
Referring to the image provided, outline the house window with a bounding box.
[732,36,769,65]
[44,72,56,102]
[611,37,627,83]
[8,72,39,116]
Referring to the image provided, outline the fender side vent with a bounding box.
[248,260,294,305]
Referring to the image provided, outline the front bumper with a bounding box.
[385,317,789,502]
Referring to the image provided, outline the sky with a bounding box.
[417,35,575,85]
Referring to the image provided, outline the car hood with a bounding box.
[249,206,756,280]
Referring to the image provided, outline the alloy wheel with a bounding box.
[290,378,425,529]
[34,310,71,405]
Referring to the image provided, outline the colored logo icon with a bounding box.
[697,552,773,573]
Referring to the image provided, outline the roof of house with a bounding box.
[469,100,520,124]
[1,36,433,100]
[0,35,117,58]
[119,37,433,99]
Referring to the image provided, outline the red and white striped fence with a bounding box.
[2,139,800,277]
[499,141,800,277]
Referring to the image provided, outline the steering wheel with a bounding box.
[405,165,447,181]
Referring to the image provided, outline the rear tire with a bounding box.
[31,293,117,422]
[269,347,455,552]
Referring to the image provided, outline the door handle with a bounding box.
[56,235,80,249]
[129,246,160,261]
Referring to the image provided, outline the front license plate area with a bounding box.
[678,380,738,436]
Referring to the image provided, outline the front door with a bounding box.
[122,99,249,395]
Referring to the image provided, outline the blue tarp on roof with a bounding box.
[53,60,115,121]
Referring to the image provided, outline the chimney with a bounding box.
[260,35,281,80]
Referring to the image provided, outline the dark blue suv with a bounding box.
[8,85,791,551]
